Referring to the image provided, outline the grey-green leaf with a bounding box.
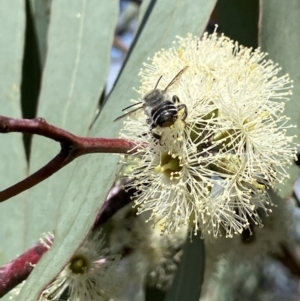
[0,2,27,301]
[0,0,27,264]
[259,0,300,199]
[17,0,118,300]
[165,234,205,301]
[22,0,118,248]
[138,0,151,25]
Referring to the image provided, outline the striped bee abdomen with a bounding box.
[151,101,178,127]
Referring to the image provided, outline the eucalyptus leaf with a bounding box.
[0,0,27,264]
[0,2,27,301]
[164,234,205,301]
[138,0,151,26]
[17,0,119,300]
[259,0,300,199]
[28,0,51,67]
[22,0,118,248]
[215,0,259,47]
[21,0,41,159]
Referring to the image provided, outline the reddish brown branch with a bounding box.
[0,115,138,203]
[0,116,76,143]
[0,154,66,202]
[93,178,135,229]
[0,240,50,297]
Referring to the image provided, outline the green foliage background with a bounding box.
[0,0,299,300]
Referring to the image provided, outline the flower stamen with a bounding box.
[155,153,182,178]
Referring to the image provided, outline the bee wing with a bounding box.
[114,105,143,122]
[163,66,189,93]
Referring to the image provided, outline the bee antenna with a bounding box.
[114,105,143,122]
[154,75,163,90]
[121,102,143,112]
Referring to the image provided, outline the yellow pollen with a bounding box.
[155,153,182,178]
[69,255,89,274]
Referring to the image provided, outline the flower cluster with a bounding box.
[120,32,296,237]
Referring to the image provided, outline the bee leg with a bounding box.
[149,123,162,141]
[172,95,180,103]
[177,104,188,120]
[152,131,162,141]
[146,118,152,125]
[138,131,149,138]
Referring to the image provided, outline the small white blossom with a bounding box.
[39,230,121,301]
[120,31,296,237]
[40,232,54,249]
[201,257,299,301]
[204,191,294,282]
[109,204,187,293]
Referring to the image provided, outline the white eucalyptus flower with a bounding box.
[204,191,294,282]
[39,230,121,301]
[109,204,187,293]
[121,31,296,237]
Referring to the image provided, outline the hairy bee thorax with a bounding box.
[144,89,165,110]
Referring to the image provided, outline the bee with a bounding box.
[115,67,188,139]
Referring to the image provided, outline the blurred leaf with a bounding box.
[22,0,118,248]
[138,0,151,25]
[215,0,259,47]
[259,0,300,199]
[146,287,165,301]
[28,0,51,67]
[17,0,119,300]
[21,0,41,159]
[0,0,27,263]
[18,0,216,300]
[164,234,205,301]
